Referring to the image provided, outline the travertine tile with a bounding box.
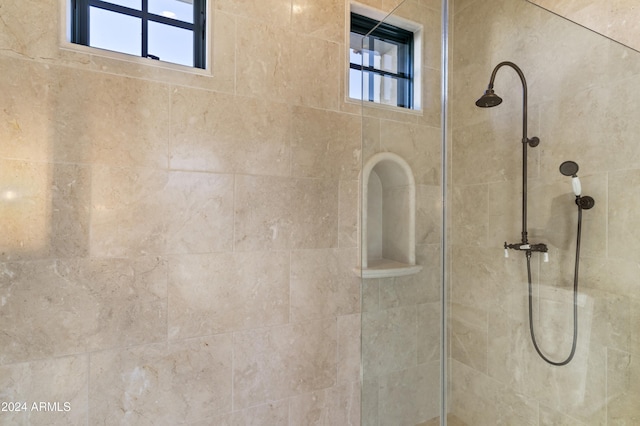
[164,171,235,254]
[380,120,441,185]
[215,0,292,26]
[362,305,417,377]
[234,175,339,250]
[0,159,53,261]
[235,19,292,102]
[288,382,360,426]
[167,251,289,339]
[196,401,289,425]
[290,248,360,322]
[52,67,171,168]
[337,314,361,384]
[0,355,88,425]
[89,335,233,424]
[170,89,291,176]
[291,106,361,180]
[0,1,59,59]
[609,168,640,262]
[90,166,169,257]
[0,257,167,364]
[233,320,337,409]
[377,362,440,425]
[292,0,344,43]
[289,35,342,110]
[338,179,359,248]
[607,348,640,425]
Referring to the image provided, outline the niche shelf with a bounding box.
[356,152,422,279]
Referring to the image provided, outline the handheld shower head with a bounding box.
[475,89,503,108]
[559,161,582,196]
[559,161,579,177]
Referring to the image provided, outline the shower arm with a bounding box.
[488,61,541,248]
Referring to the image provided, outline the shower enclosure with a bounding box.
[360,0,640,424]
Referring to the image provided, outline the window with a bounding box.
[349,12,415,109]
[71,0,206,69]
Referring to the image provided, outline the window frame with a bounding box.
[350,12,415,109]
[71,0,207,69]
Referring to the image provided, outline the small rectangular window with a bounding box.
[349,13,415,109]
[71,0,206,69]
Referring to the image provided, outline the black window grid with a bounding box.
[72,0,206,69]
[350,13,414,109]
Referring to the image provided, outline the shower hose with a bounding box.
[526,204,583,366]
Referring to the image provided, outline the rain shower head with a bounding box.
[475,89,503,108]
[559,161,579,177]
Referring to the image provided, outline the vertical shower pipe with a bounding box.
[485,62,539,245]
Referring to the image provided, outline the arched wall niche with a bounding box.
[357,152,422,278]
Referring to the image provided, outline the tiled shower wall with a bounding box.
[0,0,442,425]
[450,0,640,424]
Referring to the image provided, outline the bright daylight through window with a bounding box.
[70,0,206,69]
[349,12,415,109]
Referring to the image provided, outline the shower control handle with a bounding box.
[504,241,548,255]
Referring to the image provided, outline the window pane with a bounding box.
[149,0,194,23]
[349,69,362,100]
[373,39,398,72]
[102,0,141,10]
[90,7,141,56]
[148,21,193,66]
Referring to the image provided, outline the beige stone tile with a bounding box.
[292,0,344,43]
[289,36,342,110]
[197,401,289,425]
[416,184,442,245]
[450,184,489,247]
[362,117,381,160]
[379,245,441,309]
[290,248,360,322]
[90,166,169,257]
[0,257,167,364]
[380,120,441,185]
[0,159,52,261]
[234,175,339,250]
[377,362,440,425]
[362,305,417,377]
[167,251,289,339]
[235,19,292,102]
[539,75,640,177]
[361,375,379,425]
[0,1,59,60]
[609,168,640,262]
[170,89,291,175]
[0,355,88,425]
[338,179,358,248]
[337,314,361,384]
[418,302,441,364]
[0,57,56,163]
[215,0,292,26]
[451,313,487,372]
[291,106,361,180]
[51,67,171,168]
[361,278,380,313]
[539,405,589,426]
[607,348,640,424]
[89,335,232,424]
[164,171,235,254]
[233,319,337,409]
[288,382,360,425]
[450,359,539,426]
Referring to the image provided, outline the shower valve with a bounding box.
[504,241,548,255]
